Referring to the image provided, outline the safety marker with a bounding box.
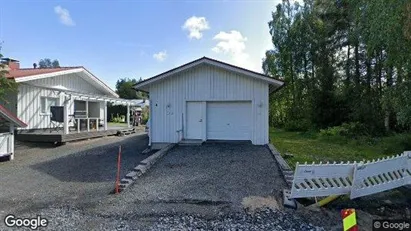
[115,145,122,194]
[341,208,358,231]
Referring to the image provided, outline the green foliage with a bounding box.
[270,129,411,168]
[110,113,125,123]
[319,122,369,138]
[264,0,411,134]
[38,58,60,68]
[115,77,147,99]
[108,77,148,121]
[284,119,310,132]
[141,106,149,125]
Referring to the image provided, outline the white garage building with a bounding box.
[135,57,284,148]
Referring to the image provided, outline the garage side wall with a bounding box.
[149,64,269,145]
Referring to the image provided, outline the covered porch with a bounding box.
[15,83,144,144]
[15,125,136,143]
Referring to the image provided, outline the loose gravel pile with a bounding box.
[150,209,325,231]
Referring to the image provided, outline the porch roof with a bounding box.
[0,105,27,128]
[21,83,144,106]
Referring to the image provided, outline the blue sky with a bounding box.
[1,0,286,89]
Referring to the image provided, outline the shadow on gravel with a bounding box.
[15,142,59,150]
[30,134,149,183]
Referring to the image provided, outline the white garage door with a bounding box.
[206,101,252,140]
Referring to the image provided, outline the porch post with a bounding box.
[126,103,130,128]
[63,95,69,135]
[9,124,14,160]
[104,101,108,131]
[86,100,90,132]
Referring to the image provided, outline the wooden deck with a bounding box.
[15,126,140,143]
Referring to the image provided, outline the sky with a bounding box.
[0,0,286,90]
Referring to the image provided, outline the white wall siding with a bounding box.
[17,73,107,129]
[150,64,269,145]
[29,73,105,95]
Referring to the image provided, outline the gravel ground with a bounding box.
[0,141,333,230]
[2,206,325,231]
[150,208,324,231]
[94,142,288,217]
[0,133,148,223]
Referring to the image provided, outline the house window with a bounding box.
[40,97,59,114]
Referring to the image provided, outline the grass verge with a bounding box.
[269,128,411,169]
[108,122,128,127]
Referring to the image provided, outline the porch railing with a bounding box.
[0,132,13,157]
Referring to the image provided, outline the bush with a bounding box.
[142,117,149,125]
[284,119,310,132]
[141,106,149,125]
[110,113,125,123]
[319,122,369,138]
[399,134,411,150]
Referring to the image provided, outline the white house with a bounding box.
[134,57,284,149]
[1,58,140,143]
[2,58,119,131]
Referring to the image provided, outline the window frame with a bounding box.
[39,96,60,116]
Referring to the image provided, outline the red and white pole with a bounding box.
[115,145,122,194]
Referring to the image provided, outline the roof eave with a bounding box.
[0,106,27,128]
[12,68,119,98]
[80,69,119,98]
[134,57,285,91]
[12,68,84,83]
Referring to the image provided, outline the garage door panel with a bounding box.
[206,101,251,140]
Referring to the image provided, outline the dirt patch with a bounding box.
[291,187,411,231]
[242,196,280,213]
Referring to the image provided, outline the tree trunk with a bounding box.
[345,45,351,87]
[354,44,360,86]
[385,66,393,132]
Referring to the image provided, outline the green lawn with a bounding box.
[269,128,411,169]
[108,122,128,127]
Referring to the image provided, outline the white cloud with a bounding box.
[212,30,250,68]
[153,51,167,62]
[182,16,210,40]
[54,6,75,26]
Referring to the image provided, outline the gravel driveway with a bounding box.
[0,133,148,219]
[0,141,328,230]
[86,143,296,225]
[110,142,287,212]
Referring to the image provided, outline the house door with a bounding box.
[186,102,203,139]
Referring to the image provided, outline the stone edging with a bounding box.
[266,144,298,209]
[118,143,176,192]
[266,144,294,188]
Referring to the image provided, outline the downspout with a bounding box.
[181,113,184,140]
[176,113,184,142]
[148,101,152,147]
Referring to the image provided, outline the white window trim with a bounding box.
[39,96,60,116]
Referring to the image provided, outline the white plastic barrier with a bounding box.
[290,162,355,198]
[351,152,411,199]
[290,151,411,199]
